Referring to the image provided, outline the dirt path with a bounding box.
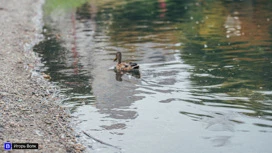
[0,0,84,152]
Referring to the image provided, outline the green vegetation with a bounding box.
[44,0,89,14]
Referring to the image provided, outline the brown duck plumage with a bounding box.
[114,52,139,71]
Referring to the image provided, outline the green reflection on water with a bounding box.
[179,0,272,91]
[44,0,89,14]
[104,0,272,119]
[37,0,272,119]
[177,0,272,119]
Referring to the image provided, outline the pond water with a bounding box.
[34,0,272,152]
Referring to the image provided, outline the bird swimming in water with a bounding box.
[114,52,139,71]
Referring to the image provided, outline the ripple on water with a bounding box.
[36,0,272,152]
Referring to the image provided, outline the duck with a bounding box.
[114,52,139,71]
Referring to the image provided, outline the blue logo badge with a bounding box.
[4,142,12,151]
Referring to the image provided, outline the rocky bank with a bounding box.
[0,0,84,152]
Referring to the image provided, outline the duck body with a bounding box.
[116,62,139,71]
[114,52,139,71]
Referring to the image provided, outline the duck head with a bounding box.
[114,52,122,64]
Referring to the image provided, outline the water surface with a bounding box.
[34,0,272,152]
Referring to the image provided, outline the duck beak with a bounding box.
[114,57,117,62]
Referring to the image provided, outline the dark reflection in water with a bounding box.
[33,17,95,113]
[34,29,93,95]
[115,70,141,81]
[35,0,272,152]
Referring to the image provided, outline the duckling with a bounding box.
[114,52,139,71]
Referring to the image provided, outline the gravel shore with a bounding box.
[0,0,84,152]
